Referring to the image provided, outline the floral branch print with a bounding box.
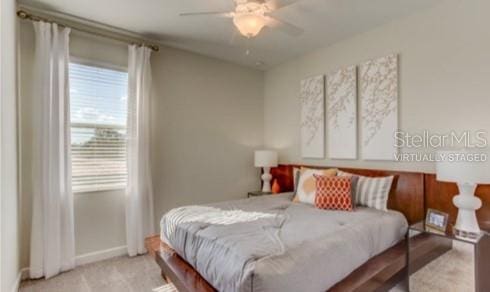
[327,66,356,130]
[360,54,397,146]
[300,75,324,147]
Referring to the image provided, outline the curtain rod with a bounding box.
[17,10,160,52]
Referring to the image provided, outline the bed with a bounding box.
[160,193,407,292]
[151,165,432,292]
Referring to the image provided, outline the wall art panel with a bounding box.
[360,54,398,160]
[300,75,325,158]
[326,65,357,159]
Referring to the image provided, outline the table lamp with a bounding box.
[254,150,278,192]
[436,150,490,240]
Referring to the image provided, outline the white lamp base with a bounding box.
[453,183,482,242]
[261,167,272,193]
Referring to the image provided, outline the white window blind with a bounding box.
[69,62,129,193]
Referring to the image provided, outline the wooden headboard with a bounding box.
[270,164,425,225]
[271,164,490,229]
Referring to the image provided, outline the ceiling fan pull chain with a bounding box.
[246,37,251,56]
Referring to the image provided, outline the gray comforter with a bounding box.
[160,193,407,292]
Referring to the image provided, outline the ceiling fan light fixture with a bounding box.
[233,13,265,38]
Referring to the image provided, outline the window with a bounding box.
[69,61,128,193]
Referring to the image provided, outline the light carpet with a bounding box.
[390,241,474,292]
[20,244,473,292]
[19,255,177,292]
[408,243,473,292]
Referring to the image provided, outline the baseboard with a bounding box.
[75,245,128,266]
[10,268,29,292]
[10,272,20,292]
[17,246,128,282]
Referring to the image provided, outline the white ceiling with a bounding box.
[19,0,441,69]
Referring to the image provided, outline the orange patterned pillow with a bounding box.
[314,175,353,211]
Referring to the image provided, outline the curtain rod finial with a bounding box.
[149,45,160,52]
[17,10,29,19]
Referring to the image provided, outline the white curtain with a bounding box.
[29,21,75,279]
[126,45,155,256]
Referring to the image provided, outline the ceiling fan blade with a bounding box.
[180,11,234,17]
[264,0,299,11]
[264,16,303,36]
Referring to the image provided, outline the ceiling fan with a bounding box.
[180,0,304,38]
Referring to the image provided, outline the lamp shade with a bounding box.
[254,150,278,168]
[436,150,490,184]
[233,13,265,38]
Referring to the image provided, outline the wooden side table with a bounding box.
[247,191,272,198]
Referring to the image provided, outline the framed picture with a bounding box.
[425,208,449,233]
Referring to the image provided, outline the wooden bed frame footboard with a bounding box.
[146,235,216,292]
[147,233,451,292]
[146,165,455,292]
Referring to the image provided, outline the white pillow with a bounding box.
[294,167,337,205]
[338,170,394,211]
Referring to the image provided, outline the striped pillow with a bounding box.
[338,170,394,211]
[293,167,300,194]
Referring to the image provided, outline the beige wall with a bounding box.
[264,0,490,173]
[1,0,20,290]
[150,46,264,228]
[19,21,264,268]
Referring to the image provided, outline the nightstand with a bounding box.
[247,191,272,198]
[407,221,490,292]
